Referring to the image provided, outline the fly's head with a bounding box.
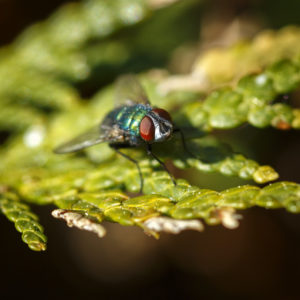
[139,108,173,143]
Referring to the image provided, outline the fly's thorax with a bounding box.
[104,104,152,138]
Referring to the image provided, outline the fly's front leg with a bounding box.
[146,144,176,186]
[110,144,144,193]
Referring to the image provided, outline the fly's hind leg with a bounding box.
[110,144,144,193]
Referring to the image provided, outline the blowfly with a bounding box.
[54,75,190,192]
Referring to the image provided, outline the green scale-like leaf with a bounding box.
[1,163,299,248]
[0,191,47,251]
[181,60,300,131]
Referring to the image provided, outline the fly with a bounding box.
[54,75,191,192]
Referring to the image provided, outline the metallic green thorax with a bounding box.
[106,104,152,137]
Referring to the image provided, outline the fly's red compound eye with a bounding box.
[140,116,155,141]
[152,108,172,122]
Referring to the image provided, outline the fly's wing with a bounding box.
[115,74,151,107]
[54,124,126,154]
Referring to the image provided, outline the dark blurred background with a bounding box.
[1,0,300,299]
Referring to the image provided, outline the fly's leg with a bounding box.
[146,144,176,186]
[173,128,197,159]
[111,146,144,193]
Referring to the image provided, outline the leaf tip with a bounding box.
[253,166,279,183]
[29,242,47,252]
